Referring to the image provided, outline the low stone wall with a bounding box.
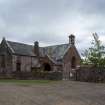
[75,66,105,82]
[31,71,62,80]
[0,71,62,80]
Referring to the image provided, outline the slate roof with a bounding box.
[40,44,70,60]
[6,40,78,64]
[6,40,71,61]
[7,41,36,56]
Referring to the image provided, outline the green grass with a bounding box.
[0,79,58,85]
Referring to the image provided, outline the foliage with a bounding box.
[31,68,62,80]
[82,33,105,67]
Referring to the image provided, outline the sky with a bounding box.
[0,0,105,53]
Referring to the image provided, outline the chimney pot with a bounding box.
[34,41,39,56]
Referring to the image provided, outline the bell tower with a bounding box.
[69,34,75,45]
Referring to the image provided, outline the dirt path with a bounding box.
[0,81,105,105]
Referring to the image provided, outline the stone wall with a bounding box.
[63,46,81,80]
[0,71,63,80]
[40,56,62,72]
[76,66,105,82]
[0,39,13,74]
[12,55,39,72]
[0,54,12,74]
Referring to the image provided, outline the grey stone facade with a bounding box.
[0,35,81,80]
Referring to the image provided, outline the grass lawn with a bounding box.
[0,79,58,85]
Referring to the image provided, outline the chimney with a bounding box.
[69,34,75,45]
[34,41,39,56]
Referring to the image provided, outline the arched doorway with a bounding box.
[71,56,76,69]
[43,63,51,71]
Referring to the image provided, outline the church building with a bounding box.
[0,34,81,80]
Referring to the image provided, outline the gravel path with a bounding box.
[0,81,105,105]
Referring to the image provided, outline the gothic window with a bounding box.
[71,56,76,68]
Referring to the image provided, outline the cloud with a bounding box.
[0,0,104,53]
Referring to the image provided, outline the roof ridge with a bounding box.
[41,43,69,48]
[6,41,15,53]
[7,40,33,47]
[7,40,35,56]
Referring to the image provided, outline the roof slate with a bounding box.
[7,40,70,60]
[7,41,36,56]
[40,44,70,60]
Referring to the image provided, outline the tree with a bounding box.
[82,33,105,67]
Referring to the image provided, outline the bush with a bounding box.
[32,69,62,80]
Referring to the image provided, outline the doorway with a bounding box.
[43,63,51,71]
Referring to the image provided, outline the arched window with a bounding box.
[43,63,51,71]
[71,56,76,68]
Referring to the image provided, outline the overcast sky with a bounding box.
[0,0,105,53]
